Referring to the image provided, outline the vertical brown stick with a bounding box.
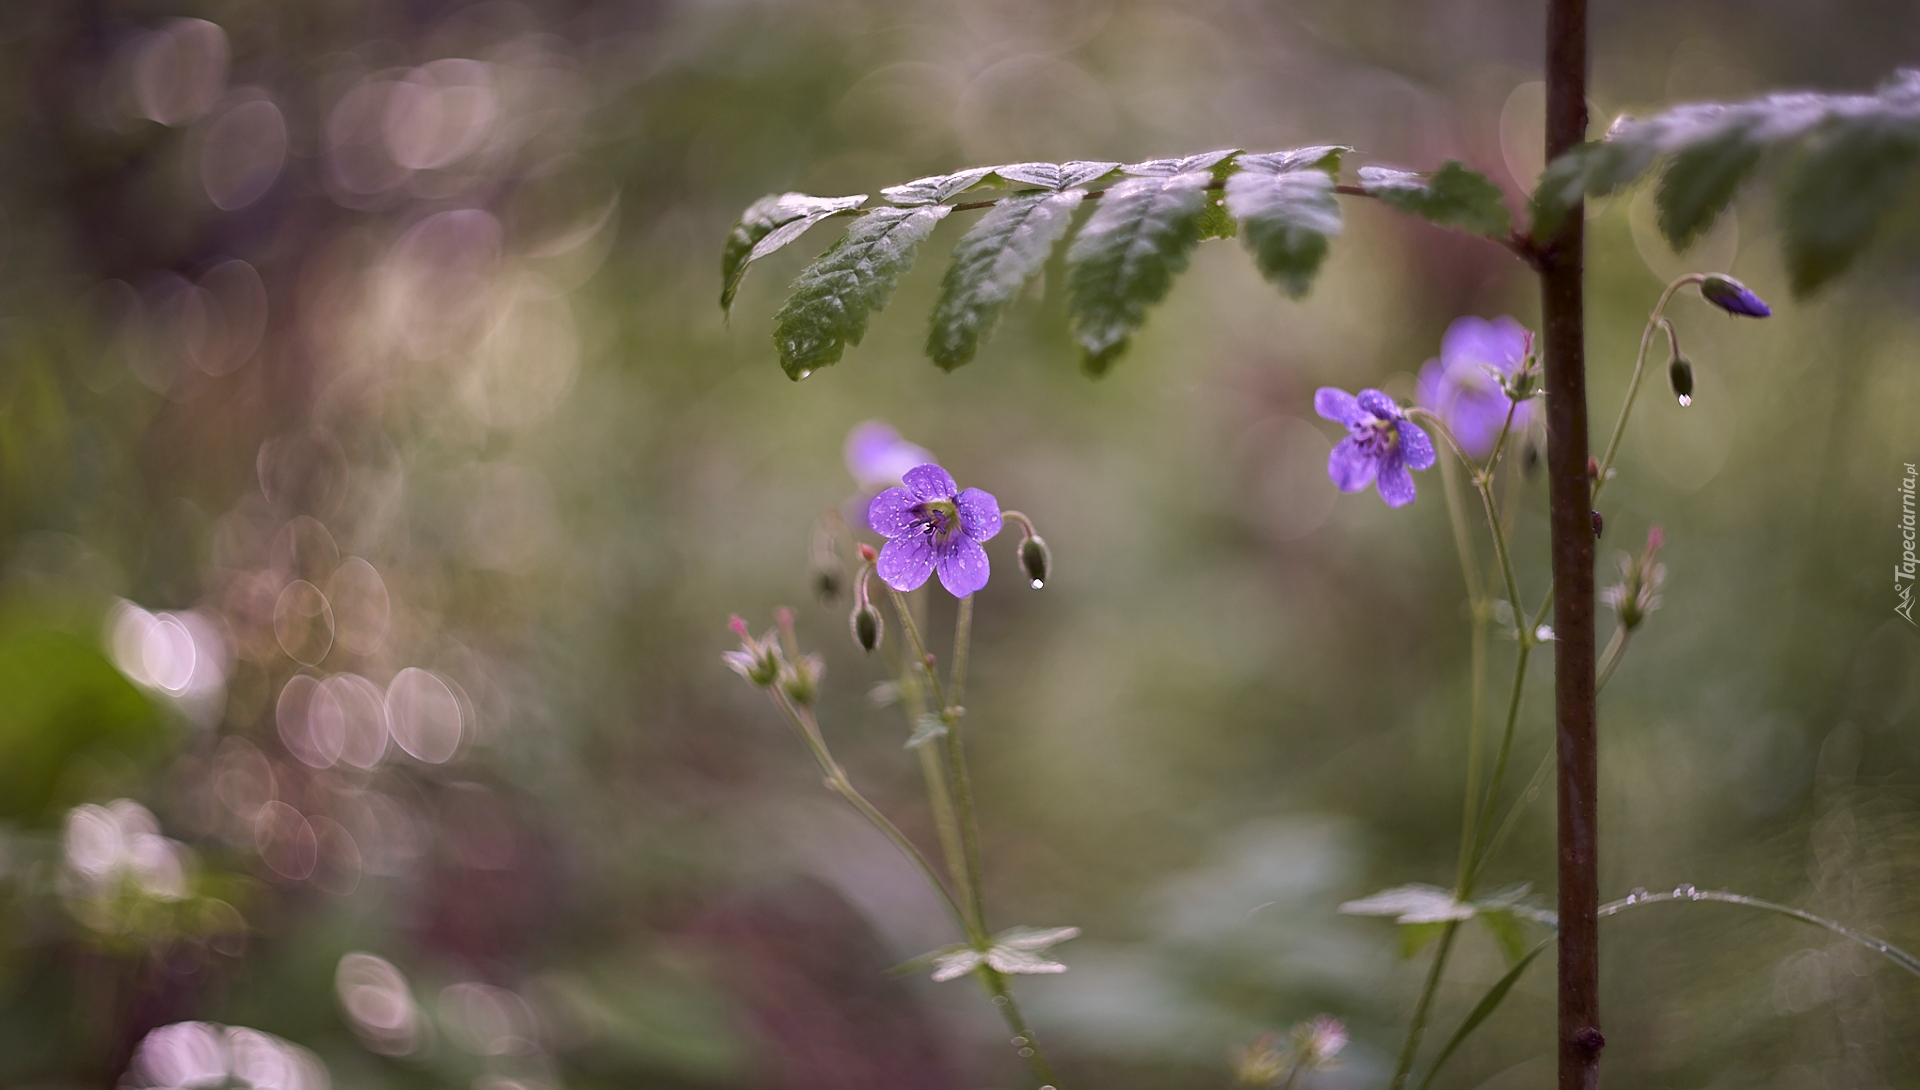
[1542,1,1601,1087]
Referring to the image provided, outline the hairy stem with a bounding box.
[1594,277,1701,504]
[945,595,990,935]
[981,967,1064,1088]
[769,688,973,938]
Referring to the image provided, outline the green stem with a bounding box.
[945,595,990,935]
[1593,275,1702,506]
[1598,888,1920,978]
[1389,921,1461,1090]
[769,688,973,939]
[1594,625,1630,691]
[981,967,1064,1088]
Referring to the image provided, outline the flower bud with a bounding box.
[780,653,824,706]
[1591,510,1604,539]
[851,603,882,652]
[1699,274,1771,317]
[1668,355,1694,406]
[1019,535,1051,590]
[812,565,843,606]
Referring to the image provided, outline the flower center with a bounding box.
[1350,414,1400,457]
[915,498,960,541]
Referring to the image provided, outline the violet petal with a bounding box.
[903,463,958,501]
[1356,389,1399,420]
[1375,455,1417,507]
[935,536,991,597]
[956,488,1002,541]
[877,534,936,591]
[1399,420,1437,470]
[1327,437,1377,493]
[867,487,920,538]
[1314,387,1363,426]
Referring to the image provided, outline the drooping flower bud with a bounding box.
[1668,355,1694,406]
[1699,274,1771,317]
[849,562,883,652]
[852,603,882,652]
[1019,535,1051,589]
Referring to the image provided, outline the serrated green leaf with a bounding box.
[1416,940,1550,1090]
[1065,171,1213,374]
[1225,168,1342,298]
[1123,149,1241,179]
[1196,196,1236,240]
[720,192,868,312]
[1238,145,1350,176]
[992,160,1121,191]
[1656,119,1765,250]
[1360,161,1512,237]
[772,205,951,379]
[882,167,997,206]
[1531,69,1920,281]
[926,191,1082,370]
[905,712,949,748]
[1780,116,1920,293]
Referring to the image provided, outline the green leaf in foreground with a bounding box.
[1656,119,1765,251]
[772,205,950,379]
[1065,170,1212,374]
[1359,161,1513,238]
[720,192,868,312]
[1780,116,1920,293]
[1225,167,1342,298]
[926,191,1082,370]
[881,167,997,206]
[1530,69,1920,291]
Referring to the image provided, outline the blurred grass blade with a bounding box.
[927,191,1082,370]
[1416,940,1550,1090]
[771,205,950,379]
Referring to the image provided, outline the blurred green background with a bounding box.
[2,1,1918,1087]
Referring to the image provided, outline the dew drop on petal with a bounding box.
[1676,394,1692,407]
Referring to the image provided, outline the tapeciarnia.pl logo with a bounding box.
[1900,462,1917,625]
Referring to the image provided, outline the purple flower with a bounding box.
[844,420,937,490]
[867,464,1002,596]
[1415,316,1535,459]
[1315,387,1436,508]
[1699,274,1771,317]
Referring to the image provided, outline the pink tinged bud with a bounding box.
[774,606,795,630]
[1646,525,1665,552]
[858,543,878,562]
[728,615,751,640]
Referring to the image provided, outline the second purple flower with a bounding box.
[868,464,1003,597]
[1315,387,1436,508]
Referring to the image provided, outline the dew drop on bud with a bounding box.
[1019,535,1051,590]
[1668,356,1694,405]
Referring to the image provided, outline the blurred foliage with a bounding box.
[0,1,1917,1088]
